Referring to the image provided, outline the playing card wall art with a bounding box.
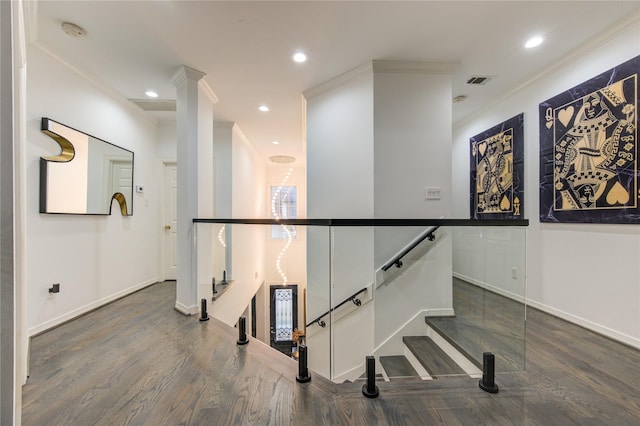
[539,55,639,224]
[470,113,524,219]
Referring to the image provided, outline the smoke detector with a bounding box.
[453,95,467,103]
[61,22,86,38]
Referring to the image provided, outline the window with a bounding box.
[271,185,297,239]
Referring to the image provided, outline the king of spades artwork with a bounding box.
[539,55,639,224]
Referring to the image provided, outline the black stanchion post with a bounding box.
[479,352,499,393]
[296,344,311,383]
[199,298,210,322]
[222,270,228,285]
[212,277,217,294]
[237,316,249,345]
[362,355,379,398]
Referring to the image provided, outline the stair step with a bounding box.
[424,280,526,373]
[402,336,466,376]
[425,316,523,372]
[425,317,482,368]
[379,355,418,378]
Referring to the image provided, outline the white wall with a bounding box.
[375,232,453,348]
[372,66,453,268]
[209,126,267,326]
[306,66,375,218]
[25,46,160,335]
[373,70,452,219]
[305,62,455,380]
[264,165,307,336]
[452,21,640,348]
[305,66,376,379]
[156,121,176,160]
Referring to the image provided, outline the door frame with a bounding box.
[269,284,298,356]
[160,160,177,282]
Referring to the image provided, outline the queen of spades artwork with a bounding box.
[470,114,524,219]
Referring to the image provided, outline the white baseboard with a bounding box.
[424,308,455,317]
[527,299,640,350]
[453,272,525,303]
[332,361,365,383]
[174,300,199,316]
[28,278,157,336]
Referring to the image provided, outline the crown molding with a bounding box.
[303,62,373,101]
[213,121,234,129]
[30,42,158,126]
[171,65,206,87]
[199,78,219,104]
[372,60,458,74]
[232,123,266,165]
[304,60,459,101]
[454,10,640,129]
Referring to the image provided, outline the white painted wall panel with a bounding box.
[452,23,640,347]
[26,46,159,334]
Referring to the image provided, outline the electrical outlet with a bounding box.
[512,267,518,279]
[49,283,60,294]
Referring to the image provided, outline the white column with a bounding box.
[172,65,205,315]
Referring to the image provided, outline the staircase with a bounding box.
[377,279,526,381]
[378,323,481,381]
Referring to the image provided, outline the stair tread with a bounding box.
[402,336,466,375]
[380,355,418,378]
[426,316,523,371]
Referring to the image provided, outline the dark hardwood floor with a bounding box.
[22,281,640,425]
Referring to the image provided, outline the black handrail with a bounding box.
[306,287,367,328]
[381,225,440,272]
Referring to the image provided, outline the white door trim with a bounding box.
[160,160,177,281]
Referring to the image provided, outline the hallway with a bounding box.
[22,281,640,425]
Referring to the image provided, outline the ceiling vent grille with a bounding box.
[466,76,493,85]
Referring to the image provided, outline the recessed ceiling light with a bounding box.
[259,105,270,112]
[272,140,280,145]
[145,90,158,98]
[292,52,307,63]
[525,36,543,49]
[453,95,467,103]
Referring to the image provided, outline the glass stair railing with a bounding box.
[194,218,528,385]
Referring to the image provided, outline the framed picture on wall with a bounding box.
[470,113,524,219]
[539,55,639,224]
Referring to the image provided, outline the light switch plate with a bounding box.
[426,187,441,200]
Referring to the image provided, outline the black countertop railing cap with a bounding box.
[193,218,529,226]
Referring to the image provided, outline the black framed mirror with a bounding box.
[39,117,134,215]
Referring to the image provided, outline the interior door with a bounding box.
[163,163,177,280]
[269,284,298,356]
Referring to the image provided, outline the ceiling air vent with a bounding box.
[466,76,493,85]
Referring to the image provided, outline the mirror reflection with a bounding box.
[40,117,134,215]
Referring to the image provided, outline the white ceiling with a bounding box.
[33,1,640,165]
